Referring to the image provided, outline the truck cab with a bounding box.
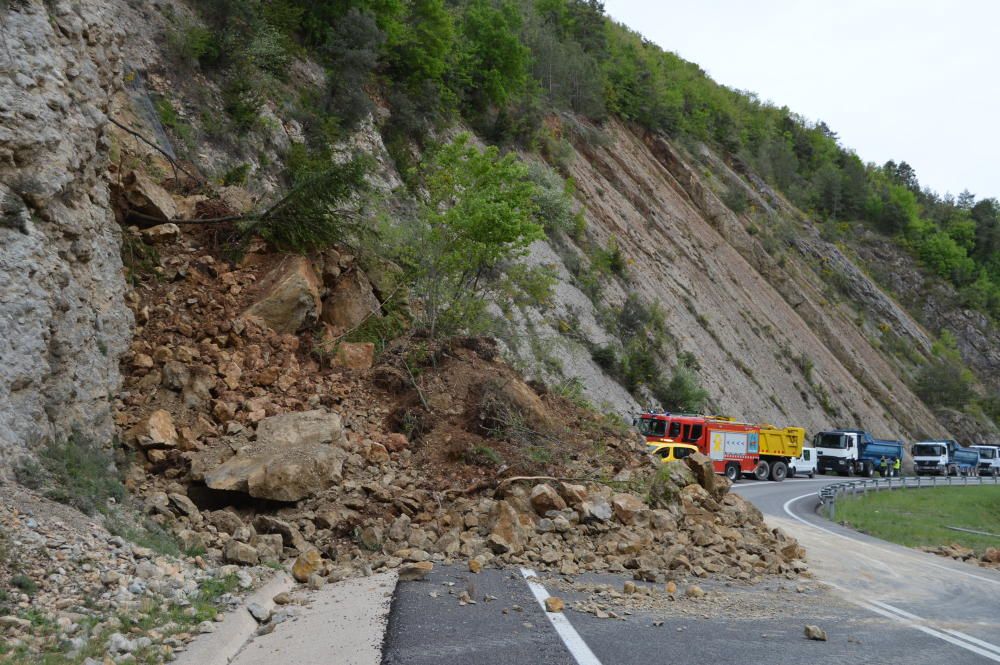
[912,441,950,476]
[814,431,862,476]
[970,445,1000,477]
[913,440,980,476]
[814,429,903,477]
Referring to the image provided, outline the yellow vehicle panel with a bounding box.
[758,426,805,458]
[647,443,699,463]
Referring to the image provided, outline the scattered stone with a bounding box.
[247,602,271,623]
[128,409,178,449]
[224,540,259,566]
[292,548,323,583]
[140,223,181,245]
[544,597,565,613]
[804,625,828,641]
[530,484,567,515]
[398,562,434,582]
[203,410,348,502]
[331,342,376,371]
[685,585,705,599]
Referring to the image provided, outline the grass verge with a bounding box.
[837,486,1000,554]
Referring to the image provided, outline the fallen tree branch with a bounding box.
[108,117,203,184]
[403,359,430,411]
[125,209,247,225]
[442,474,597,496]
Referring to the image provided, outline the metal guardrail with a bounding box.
[818,473,1000,521]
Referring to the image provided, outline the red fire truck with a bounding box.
[636,412,805,482]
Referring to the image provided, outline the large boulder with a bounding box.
[127,409,178,449]
[611,493,647,525]
[530,484,567,515]
[203,410,348,502]
[243,257,322,333]
[487,500,526,555]
[321,268,381,332]
[331,341,375,371]
[478,377,552,433]
[684,452,731,500]
[118,171,177,223]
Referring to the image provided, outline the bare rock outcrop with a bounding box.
[0,0,131,467]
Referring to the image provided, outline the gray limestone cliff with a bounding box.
[0,0,132,467]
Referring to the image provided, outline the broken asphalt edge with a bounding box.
[174,572,294,665]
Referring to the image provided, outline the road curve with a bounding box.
[733,476,1000,662]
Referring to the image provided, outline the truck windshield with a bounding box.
[977,448,997,459]
[638,418,666,437]
[815,433,847,449]
[913,444,944,457]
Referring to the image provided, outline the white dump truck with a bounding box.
[970,445,1000,477]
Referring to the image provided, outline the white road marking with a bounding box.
[944,631,1000,657]
[520,568,603,665]
[781,492,1000,587]
[853,598,1000,662]
[780,492,1000,661]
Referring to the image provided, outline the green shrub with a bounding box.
[721,186,748,214]
[14,434,125,516]
[654,365,709,413]
[221,162,251,186]
[167,21,220,66]
[915,359,974,410]
[11,574,37,595]
[403,134,543,337]
[250,145,369,253]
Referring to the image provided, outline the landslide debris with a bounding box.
[110,222,807,593]
[0,484,276,663]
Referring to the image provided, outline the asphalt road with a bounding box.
[732,475,1000,662]
[380,476,1000,665]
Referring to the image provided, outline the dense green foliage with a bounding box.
[400,133,544,336]
[914,332,975,410]
[179,0,1000,321]
[250,145,370,253]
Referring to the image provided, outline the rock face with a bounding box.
[203,410,348,502]
[0,0,131,469]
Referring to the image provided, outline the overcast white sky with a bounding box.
[602,1,999,201]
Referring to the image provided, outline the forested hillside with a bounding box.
[146,0,1000,435]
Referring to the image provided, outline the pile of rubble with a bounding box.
[0,484,273,663]
[109,194,805,600]
[921,543,1000,569]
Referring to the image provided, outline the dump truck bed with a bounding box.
[759,426,805,458]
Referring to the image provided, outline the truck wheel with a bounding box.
[862,461,874,478]
[845,465,855,477]
[724,463,740,483]
[809,470,815,479]
[753,460,770,481]
[788,467,796,478]
[769,461,788,482]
